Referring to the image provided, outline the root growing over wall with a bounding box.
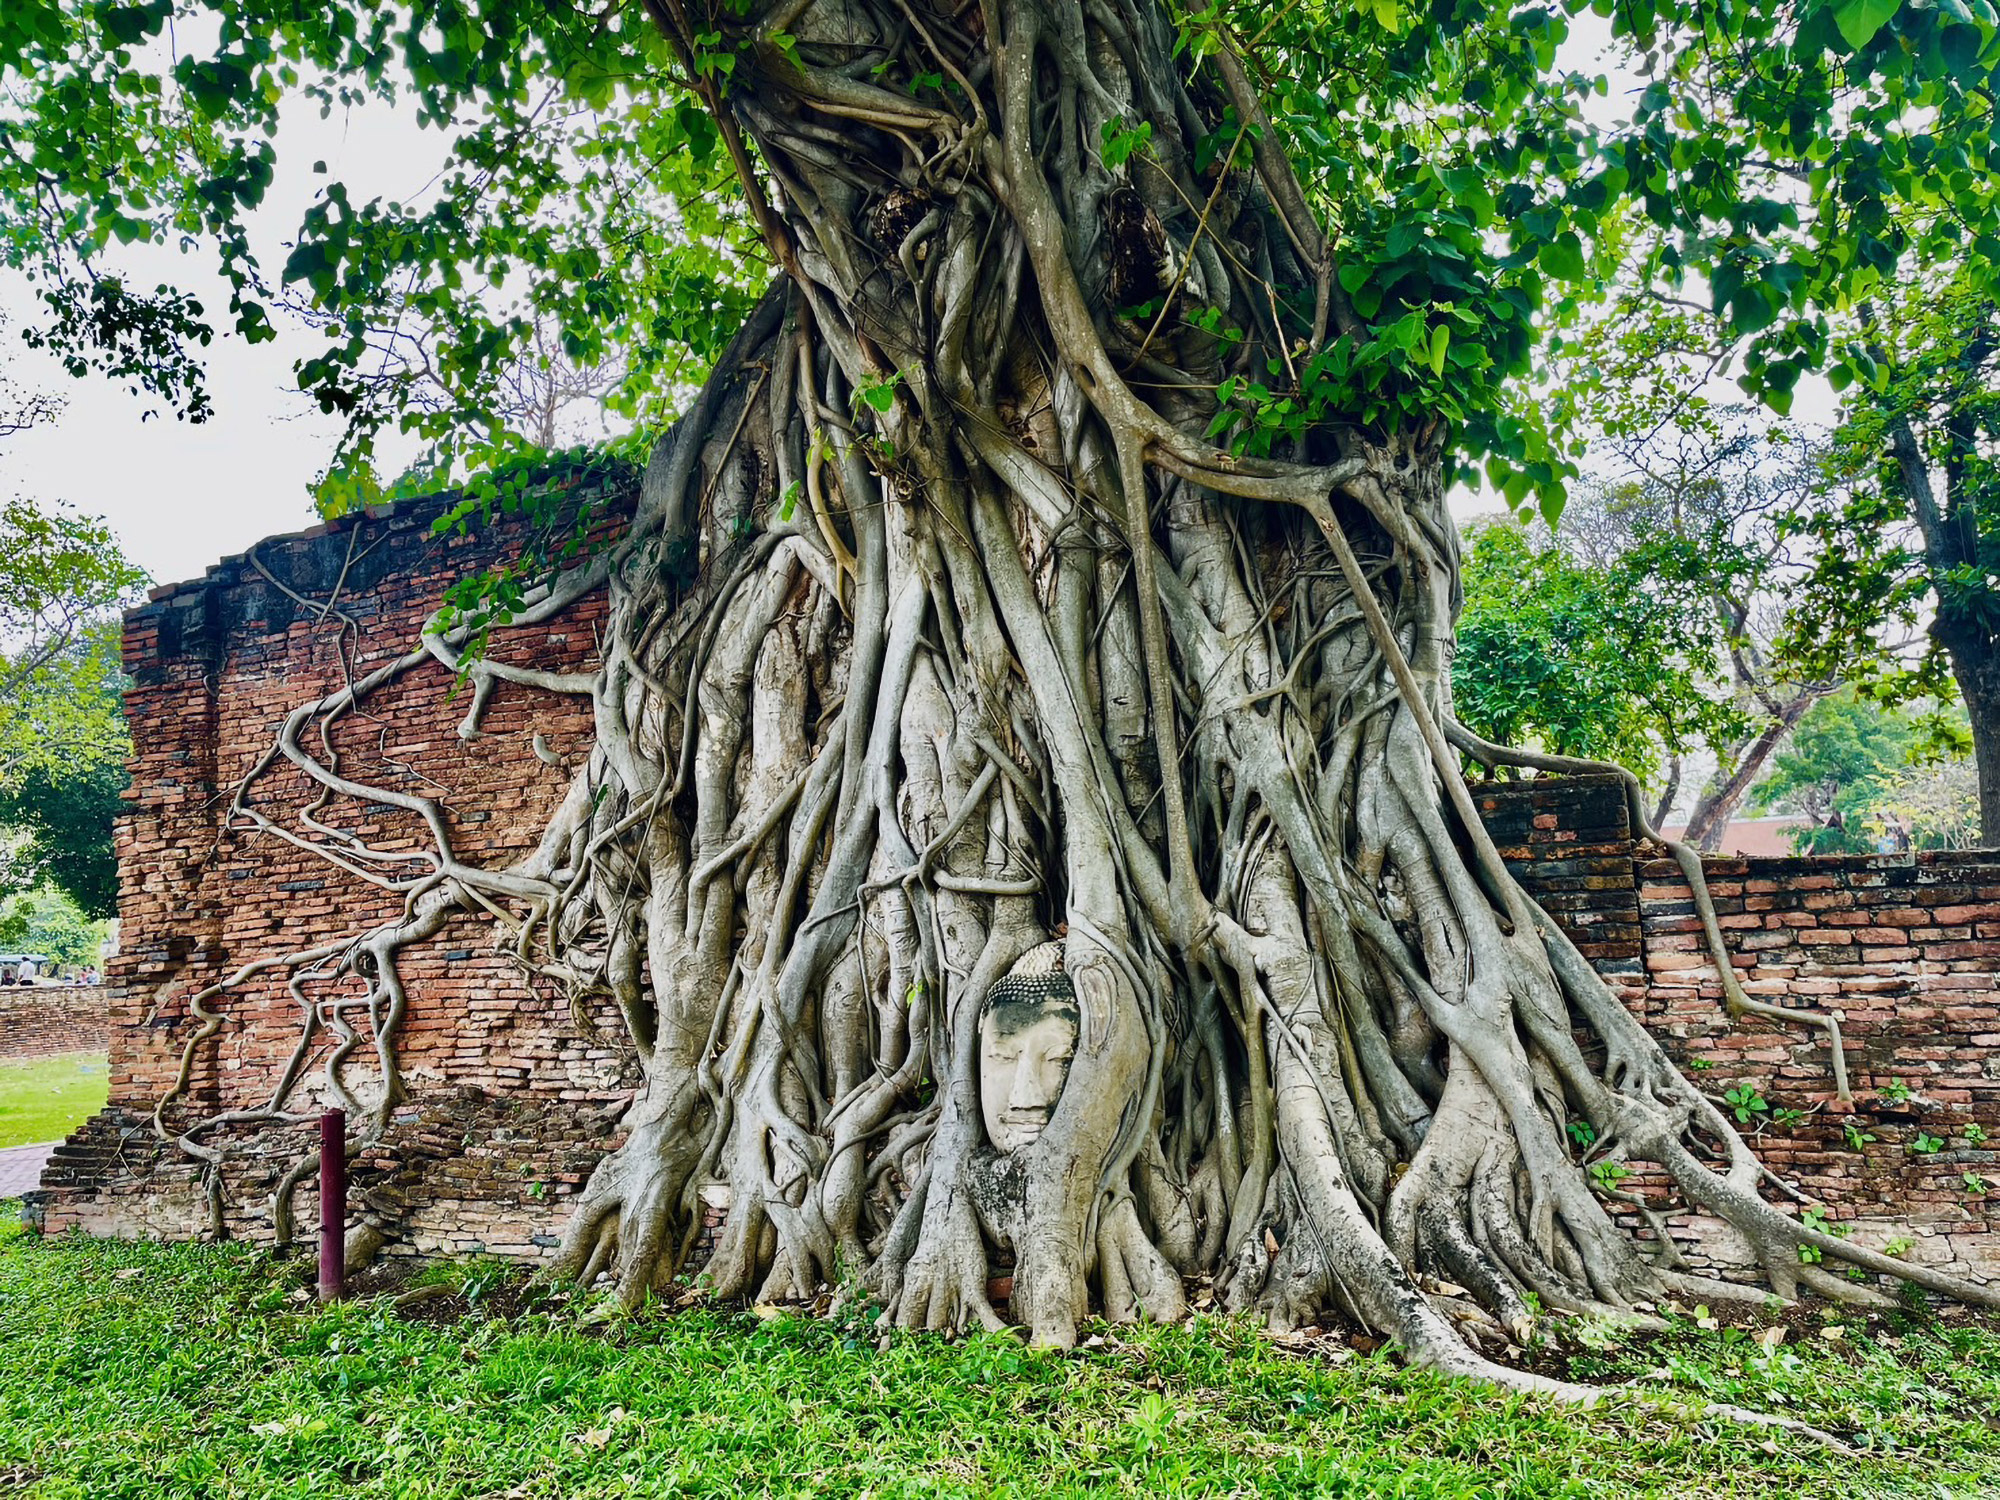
[146,0,1995,1433]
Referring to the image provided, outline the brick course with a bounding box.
[27,493,2000,1286]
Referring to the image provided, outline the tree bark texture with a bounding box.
[1681,693,1817,853]
[152,0,2000,1400]
[1946,641,2000,847]
[1886,398,1999,847]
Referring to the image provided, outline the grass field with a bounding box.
[2,1218,1999,1498]
[0,1052,107,1149]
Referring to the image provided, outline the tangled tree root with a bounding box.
[147,0,1995,1445]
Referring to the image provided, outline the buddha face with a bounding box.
[978,979,1079,1154]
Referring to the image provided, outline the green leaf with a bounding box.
[1427,324,1449,377]
[1099,116,1153,171]
[1831,0,1901,49]
[1537,231,1587,283]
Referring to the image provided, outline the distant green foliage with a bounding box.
[0,727,128,920]
[0,884,109,965]
[1452,520,1742,786]
[1753,689,1970,852]
[0,499,139,922]
[1872,756,1984,851]
[0,499,144,784]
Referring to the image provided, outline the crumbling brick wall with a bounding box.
[0,986,108,1060]
[38,485,641,1255]
[31,491,2000,1283]
[1482,776,2000,1275]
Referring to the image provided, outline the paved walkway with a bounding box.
[0,1142,55,1199]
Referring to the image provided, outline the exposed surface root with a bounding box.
[148,0,1995,1417]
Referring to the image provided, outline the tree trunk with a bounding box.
[1650,753,1682,833]
[1884,401,1998,848]
[1944,630,2000,848]
[157,0,2000,1390]
[1683,693,1818,853]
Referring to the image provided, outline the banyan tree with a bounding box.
[11,0,2000,1404]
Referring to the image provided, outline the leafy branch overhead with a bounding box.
[2,0,1994,521]
[5,0,2000,1412]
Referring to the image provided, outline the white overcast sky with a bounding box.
[0,94,451,591]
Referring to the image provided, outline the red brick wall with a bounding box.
[0,986,108,1060]
[38,485,640,1254]
[32,495,2000,1282]
[1483,776,2000,1275]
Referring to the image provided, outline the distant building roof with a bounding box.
[1659,817,1810,858]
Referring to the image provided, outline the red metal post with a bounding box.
[318,1108,346,1302]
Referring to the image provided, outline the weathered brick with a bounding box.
[0,986,108,1059]
[36,509,2000,1288]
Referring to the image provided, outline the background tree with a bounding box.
[1452,518,1742,819]
[1753,691,1912,854]
[0,885,108,967]
[0,379,141,957]
[7,0,2000,1404]
[1754,690,1971,854]
[1873,754,1983,851]
[1810,271,2000,841]
[1563,415,1891,851]
[0,752,126,919]
[0,497,144,781]
[1544,45,2000,846]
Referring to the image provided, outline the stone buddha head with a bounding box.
[978,943,1079,1154]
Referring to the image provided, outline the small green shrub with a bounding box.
[1722,1084,1768,1124]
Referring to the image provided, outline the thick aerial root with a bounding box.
[151,0,1997,1420]
[885,1193,1006,1335]
[550,1080,713,1308]
[1098,1197,1187,1325]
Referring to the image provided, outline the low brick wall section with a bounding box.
[1480,775,2000,1275]
[29,475,2000,1286]
[0,986,108,1060]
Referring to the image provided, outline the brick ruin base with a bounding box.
[1478,780,2000,1279]
[0,985,108,1062]
[27,490,2000,1289]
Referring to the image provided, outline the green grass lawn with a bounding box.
[0,1052,107,1149]
[2,1221,1999,1498]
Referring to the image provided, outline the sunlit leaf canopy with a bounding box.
[2,0,1995,518]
